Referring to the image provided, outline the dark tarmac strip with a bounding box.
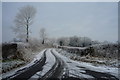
[84,69,119,80]
[2,50,47,80]
[39,49,65,80]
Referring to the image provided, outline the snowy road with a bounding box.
[2,48,119,80]
[2,50,47,80]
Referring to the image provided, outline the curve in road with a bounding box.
[39,49,66,80]
[2,50,47,80]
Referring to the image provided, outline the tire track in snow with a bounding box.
[39,49,65,80]
[3,50,47,80]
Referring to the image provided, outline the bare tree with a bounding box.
[40,28,47,44]
[13,5,36,42]
[68,36,92,47]
[57,37,69,46]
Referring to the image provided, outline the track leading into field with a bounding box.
[39,49,66,80]
[3,48,119,80]
[3,50,47,80]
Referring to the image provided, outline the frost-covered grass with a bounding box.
[2,38,53,79]
[17,43,34,61]
[53,49,119,79]
[56,49,119,68]
[2,40,51,76]
[2,40,51,62]
[18,41,53,61]
[2,49,46,79]
[2,60,25,73]
[59,43,118,59]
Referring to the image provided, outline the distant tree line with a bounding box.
[57,36,100,47]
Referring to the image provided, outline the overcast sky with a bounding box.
[0,2,2,43]
[2,2,118,42]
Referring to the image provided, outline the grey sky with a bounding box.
[2,2,118,42]
[0,2,2,43]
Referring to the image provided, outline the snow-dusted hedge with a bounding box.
[92,44,118,59]
[2,43,17,60]
[2,60,25,73]
[58,43,118,59]
[28,38,42,52]
[16,42,34,61]
[2,40,42,61]
[2,42,34,61]
[57,49,119,67]
[58,46,94,56]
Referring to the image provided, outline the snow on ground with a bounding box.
[59,46,88,50]
[29,49,56,79]
[57,49,80,59]
[2,60,25,73]
[52,49,94,79]
[52,49,119,79]
[58,48,119,68]
[2,49,46,79]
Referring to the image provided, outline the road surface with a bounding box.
[2,48,119,80]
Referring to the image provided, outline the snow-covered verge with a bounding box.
[2,49,46,79]
[53,49,119,79]
[91,43,118,59]
[58,43,118,59]
[17,42,35,61]
[56,49,119,68]
[2,42,36,77]
[29,49,56,79]
[2,42,48,62]
[2,42,34,62]
[2,60,25,73]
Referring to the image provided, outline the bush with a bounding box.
[16,43,34,61]
[92,44,118,59]
[2,43,17,60]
